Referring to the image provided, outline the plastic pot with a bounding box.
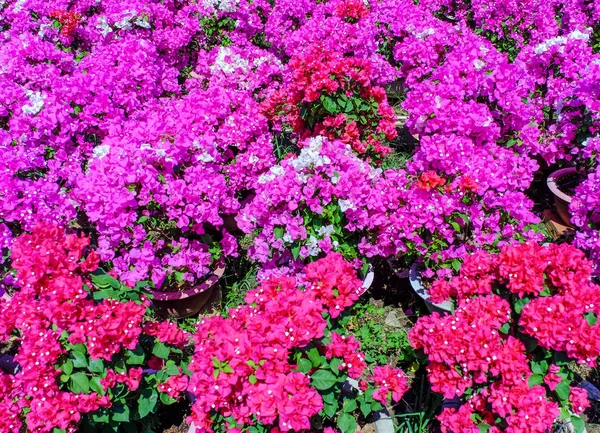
[145,257,226,319]
[409,263,452,314]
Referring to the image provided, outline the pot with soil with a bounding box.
[547,167,583,227]
[145,257,226,319]
[408,263,452,315]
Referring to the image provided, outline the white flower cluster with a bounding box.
[290,136,331,172]
[258,165,285,184]
[202,0,239,13]
[21,90,45,115]
[93,144,111,159]
[112,10,150,31]
[96,16,113,37]
[534,29,590,55]
[415,28,435,40]
[210,47,249,75]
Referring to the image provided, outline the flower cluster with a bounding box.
[411,242,600,432]
[0,224,191,433]
[263,42,396,157]
[188,252,407,432]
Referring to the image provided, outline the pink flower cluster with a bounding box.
[187,253,348,431]
[410,296,560,433]
[412,242,600,432]
[0,224,190,432]
[188,252,407,432]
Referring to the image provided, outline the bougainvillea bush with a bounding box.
[410,242,600,433]
[0,224,191,433]
[2,0,600,431]
[188,252,408,433]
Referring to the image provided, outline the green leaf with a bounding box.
[152,342,171,359]
[344,99,354,113]
[311,370,337,390]
[322,96,337,114]
[89,376,104,394]
[112,404,130,422]
[451,259,461,272]
[342,398,357,413]
[360,401,372,418]
[514,297,530,314]
[499,323,510,334]
[584,311,598,326]
[91,271,120,289]
[60,359,74,376]
[222,363,235,374]
[337,413,357,433]
[571,416,585,433]
[125,347,145,365]
[297,358,312,373]
[307,347,323,368]
[248,374,257,385]
[291,244,301,260]
[70,372,90,394]
[528,374,543,387]
[160,392,176,405]
[88,358,105,374]
[323,400,338,418]
[330,357,342,374]
[555,380,571,401]
[450,221,461,232]
[322,391,336,405]
[478,425,491,433]
[530,360,548,375]
[92,409,109,423]
[139,389,159,418]
[274,227,284,240]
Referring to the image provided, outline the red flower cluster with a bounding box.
[370,365,408,405]
[303,252,363,317]
[0,224,187,433]
[414,242,600,432]
[49,10,82,37]
[187,253,372,432]
[143,321,189,348]
[325,333,366,378]
[333,0,369,21]
[410,296,560,433]
[0,224,116,432]
[262,43,396,157]
[416,171,446,192]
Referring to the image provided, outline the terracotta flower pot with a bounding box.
[146,257,226,319]
[547,167,580,227]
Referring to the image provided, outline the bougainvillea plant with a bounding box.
[262,42,397,158]
[187,252,408,433]
[0,224,191,433]
[409,242,600,433]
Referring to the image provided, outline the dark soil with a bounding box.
[157,400,191,433]
[556,172,584,197]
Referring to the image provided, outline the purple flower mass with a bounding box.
[1,0,600,431]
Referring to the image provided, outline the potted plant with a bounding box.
[409,242,599,433]
[76,127,239,317]
[186,252,409,433]
[0,223,192,432]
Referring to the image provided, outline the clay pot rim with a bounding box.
[409,262,453,313]
[547,167,579,204]
[145,257,226,301]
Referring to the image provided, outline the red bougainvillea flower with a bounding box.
[49,10,82,36]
